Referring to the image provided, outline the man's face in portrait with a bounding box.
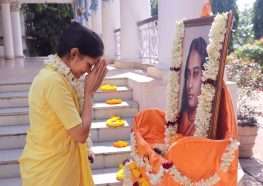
[186,49,202,110]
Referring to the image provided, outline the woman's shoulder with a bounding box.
[39,68,65,84]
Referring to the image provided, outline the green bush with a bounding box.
[21,4,73,57]
[226,58,263,89]
[235,43,263,66]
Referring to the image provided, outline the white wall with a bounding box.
[157,0,206,69]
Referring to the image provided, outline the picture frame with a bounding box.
[167,12,233,139]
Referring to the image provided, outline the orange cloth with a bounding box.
[200,0,212,17]
[178,111,195,136]
[132,83,238,185]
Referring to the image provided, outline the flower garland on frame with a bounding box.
[44,54,95,163]
[194,12,229,137]
[126,131,239,185]
[164,20,185,148]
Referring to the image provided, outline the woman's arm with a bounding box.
[68,59,108,143]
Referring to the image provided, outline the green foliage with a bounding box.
[252,0,263,39]
[211,0,239,53]
[150,0,158,16]
[235,43,263,66]
[226,58,262,126]
[233,6,254,48]
[226,57,263,89]
[21,4,73,56]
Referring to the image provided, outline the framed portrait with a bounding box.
[174,13,233,139]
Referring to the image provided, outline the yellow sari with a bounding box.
[19,66,94,186]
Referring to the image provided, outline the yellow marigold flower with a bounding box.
[100,84,117,91]
[129,162,137,170]
[119,162,124,169]
[106,119,125,127]
[112,141,129,148]
[105,99,122,104]
[141,181,149,186]
[116,168,124,181]
[139,178,148,183]
[132,169,141,178]
[139,177,149,186]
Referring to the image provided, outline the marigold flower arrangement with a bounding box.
[106,115,125,127]
[100,84,117,91]
[105,99,122,104]
[112,140,129,148]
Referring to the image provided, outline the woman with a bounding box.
[19,22,107,186]
[178,37,207,136]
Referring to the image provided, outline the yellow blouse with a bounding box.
[19,66,94,186]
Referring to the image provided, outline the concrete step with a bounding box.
[0,91,28,108]
[0,100,139,126]
[0,118,133,150]
[93,100,139,120]
[0,141,131,179]
[0,167,122,186]
[0,86,132,108]
[0,77,128,93]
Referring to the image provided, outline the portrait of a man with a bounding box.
[178,37,208,136]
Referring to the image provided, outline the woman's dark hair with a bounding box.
[57,22,104,58]
[179,37,208,117]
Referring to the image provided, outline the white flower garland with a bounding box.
[194,12,229,137]
[165,20,185,146]
[123,161,133,185]
[44,54,95,162]
[128,132,239,185]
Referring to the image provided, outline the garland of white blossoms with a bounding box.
[194,12,229,137]
[164,20,185,147]
[125,132,239,185]
[44,54,95,163]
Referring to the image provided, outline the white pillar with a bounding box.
[1,2,14,59]
[120,0,151,61]
[157,0,206,69]
[101,0,120,59]
[11,2,24,58]
[91,0,102,35]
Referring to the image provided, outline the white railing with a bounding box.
[114,16,158,63]
[114,28,121,59]
[137,15,158,64]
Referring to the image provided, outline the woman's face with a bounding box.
[186,49,202,110]
[69,49,101,79]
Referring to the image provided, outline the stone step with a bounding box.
[0,167,122,186]
[0,77,128,93]
[93,100,138,120]
[0,86,132,108]
[0,142,131,179]
[0,118,133,150]
[0,100,139,126]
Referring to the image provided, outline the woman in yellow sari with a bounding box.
[19,22,107,186]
